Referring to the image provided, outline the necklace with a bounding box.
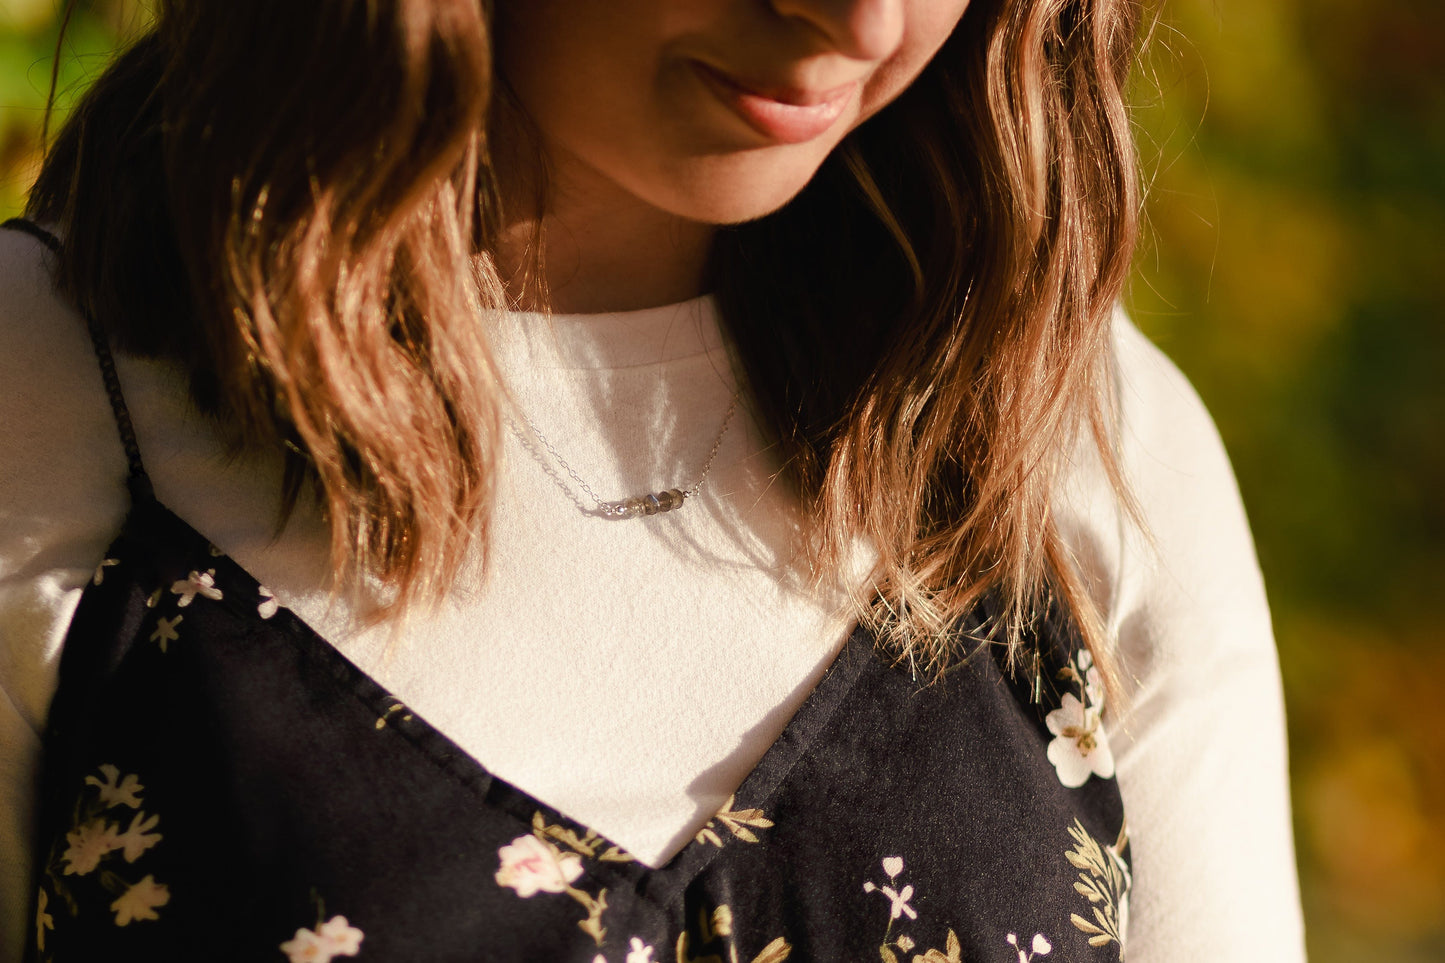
[510,393,740,519]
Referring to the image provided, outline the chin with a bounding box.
[636,149,837,226]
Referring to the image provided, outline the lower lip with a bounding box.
[692,64,855,145]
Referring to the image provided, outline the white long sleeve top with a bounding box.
[0,226,1305,960]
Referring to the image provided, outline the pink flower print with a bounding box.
[258,586,280,619]
[317,916,364,955]
[864,856,916,918]
[882,883,917,920]
[171,569,223,607]
[1007,932,1052,962]
[281,928,326,963]
[110,874,169,925]
[85,764,145,808]
[1045,694,1116,788]
[626,937,655,963]
[61,819,119,876]
[115,810,162,862]
[495,833,584,897]
[280,916,364,962]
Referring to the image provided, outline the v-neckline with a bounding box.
[120,496,878,905]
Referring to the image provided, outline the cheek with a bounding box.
[857,0,972,125]
[496,2,681,157]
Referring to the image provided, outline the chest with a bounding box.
[28,502,1130,963]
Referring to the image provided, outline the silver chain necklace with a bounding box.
[509,393,740,519]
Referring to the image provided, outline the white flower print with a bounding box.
[115,810,163,862]
[495,833,584,897]
[61,819,119,875]
[93,558,119,585]
[258,585,280,619]
[1045,693,1115,787]
[170,569,223,607]
[882,856,904,878]
[280,915,364,963]
[150,614,182,652]
[110,874,169,925]
[34,887,53,952]
[1045,649,1116,788]
[1006,932,1052,962]
[85,763,144,808]
[625,936,655,963]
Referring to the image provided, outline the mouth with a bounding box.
[691,62,858,145]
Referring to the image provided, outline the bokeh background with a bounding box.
[2,0,1442,959]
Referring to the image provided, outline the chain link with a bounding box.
[511,393,740,518]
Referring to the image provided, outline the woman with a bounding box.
[0,0,1304,959]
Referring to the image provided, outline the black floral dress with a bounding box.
[10,219,1131,963]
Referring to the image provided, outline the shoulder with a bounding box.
[0,227,129,726]
[1059,308,1273,689]
[0,225,129,547]
[0,225,127,541]
[1058,309,1305,959]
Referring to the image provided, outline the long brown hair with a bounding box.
[28,0,1144,682]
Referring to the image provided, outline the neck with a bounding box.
[496,143,715,315]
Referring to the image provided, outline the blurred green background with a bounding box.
[2,0,1442,959]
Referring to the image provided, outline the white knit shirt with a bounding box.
[0,227,1305,961]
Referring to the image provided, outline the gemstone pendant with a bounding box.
[604,488,686,519]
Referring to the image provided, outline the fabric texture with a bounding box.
[0,222,1305,961]
[29,487,1129,962]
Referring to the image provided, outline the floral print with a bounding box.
[863,857,918,922]
[1066,818,1131,958]
[495,833,585,897]
[149,614,182,652]
[694,795,773,847]
[34,888,53,952]
[863,856,934,962]
[1045,649,1116,787]
[39,763,169,949]
[911,931,963,963]
[495,813,635,945]
[374,698,414,730]
[61,819,120,875]
[110,875,170,925]
[625,936,656,963]
[29,247,1136,963]
[258,585,280,619]
[85,763,144,809]
[114,810,163,862]
[280,915,365,963]
[1007,932,1053,962]
[170,568,223,607]
[92,558,119,585]
[674,902,791,963]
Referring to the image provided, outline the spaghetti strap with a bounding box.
[3,217,156,506]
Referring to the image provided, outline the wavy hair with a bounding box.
[28,0,1144,682]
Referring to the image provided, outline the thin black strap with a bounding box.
[3,217,156,505]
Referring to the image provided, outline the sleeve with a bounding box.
[0,228,130,963]
[1056,308,1307,961]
